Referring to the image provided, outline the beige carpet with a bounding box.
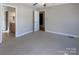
[0,31,79,55]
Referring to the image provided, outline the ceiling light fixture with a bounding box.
[32,2,46,7]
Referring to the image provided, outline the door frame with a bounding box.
[33,11,45,32]
[2,4,17,42]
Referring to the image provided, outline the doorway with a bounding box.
[33,11,45,32]
[5,11,8,31]
[39,11,45,31]
[2,6,16,42]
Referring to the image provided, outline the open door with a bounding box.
[33,11,39,32]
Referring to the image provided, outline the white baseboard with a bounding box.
[46,30,79,38]
[16,31,33,37]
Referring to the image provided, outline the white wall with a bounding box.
[44,4,79,38]
[16,6,34,37]
[8,11,15,23]
[8,7,16,23]
[0,4,3,43]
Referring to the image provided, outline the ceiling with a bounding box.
[4,3,65,8]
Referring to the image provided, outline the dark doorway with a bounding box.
[39,11,45,31]
[5,11,8,31]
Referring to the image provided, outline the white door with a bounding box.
[34,11,39,32]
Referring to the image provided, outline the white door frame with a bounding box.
[1,4,17,43]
